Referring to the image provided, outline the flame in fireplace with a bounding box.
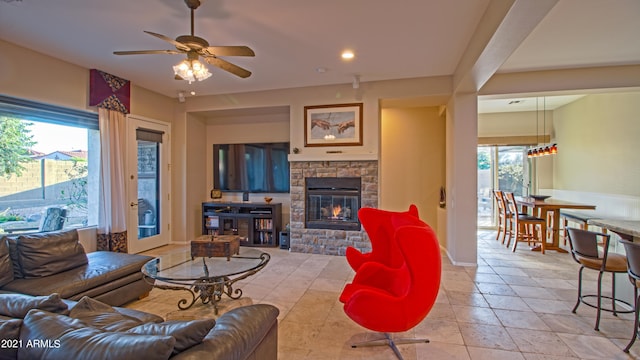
[332,204,342,218]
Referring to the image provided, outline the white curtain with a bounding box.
[96,108,128,252]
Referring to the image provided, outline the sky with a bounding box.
[25,121,88,154]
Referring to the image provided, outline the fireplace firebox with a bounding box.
[305,177,361,231]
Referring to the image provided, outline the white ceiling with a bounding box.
[1,0,639,112]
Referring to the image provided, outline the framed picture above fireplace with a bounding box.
[304,103,363,147]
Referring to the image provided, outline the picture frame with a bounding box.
[304,103,363,147]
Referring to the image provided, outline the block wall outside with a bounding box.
[0,159,87,221]
[0,159,80,195]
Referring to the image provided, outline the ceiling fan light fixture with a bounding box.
[173,57,212,84]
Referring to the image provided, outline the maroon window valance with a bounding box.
[89,69,130,114]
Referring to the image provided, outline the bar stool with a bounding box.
[566,227,632,331]
[619,239,640,353]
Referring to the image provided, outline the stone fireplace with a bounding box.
[289,160,378,255]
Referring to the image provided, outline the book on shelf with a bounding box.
[255,218,273,230]
[258,231,273,244]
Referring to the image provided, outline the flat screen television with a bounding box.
[213,142,290,193]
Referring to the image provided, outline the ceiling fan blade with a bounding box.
[204,46,255,57]
[114,50,184,55]
[203,57,252,78]
[144,31,191,51]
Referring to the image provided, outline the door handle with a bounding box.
[130,202,138,207]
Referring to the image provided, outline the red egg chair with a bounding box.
[341,214,441,359]
[345,204,422,272]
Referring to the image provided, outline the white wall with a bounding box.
[479,110,553,138]
[554,92,640,196]
[380,107,445,230]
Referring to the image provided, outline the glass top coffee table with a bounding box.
[142,248,270,314]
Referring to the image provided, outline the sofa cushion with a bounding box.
[69,296,215,355]
[68,296,142,332]
[16,230,88,278]
[0,293,68,318]
[0,238,13,287]
[62,298,164,324]
[127,319,217,355]
[19,309,175,360]
[170,304,279,360]
[5,237,22,279]
[0,318,22,360]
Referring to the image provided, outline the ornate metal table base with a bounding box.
[144,252,270,315]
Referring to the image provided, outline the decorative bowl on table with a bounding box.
[530,195,551,201]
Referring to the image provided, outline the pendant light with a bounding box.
[527,97,540,159]
[527,96,558,158]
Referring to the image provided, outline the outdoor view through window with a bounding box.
[0,117,98,235]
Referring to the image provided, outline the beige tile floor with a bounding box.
[126,230,640,359]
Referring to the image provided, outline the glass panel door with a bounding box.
[477,147,494,227]
[127,117,171,253]
[137,139,159,239]
[477,145,530,228]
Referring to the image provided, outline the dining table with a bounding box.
[515,196,596,253]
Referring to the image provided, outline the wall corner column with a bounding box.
[445,93,478,265]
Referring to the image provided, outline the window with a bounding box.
[136,128,163,239]
[0,95,99,234]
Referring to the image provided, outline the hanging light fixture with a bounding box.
[527,97,540,159]
[527,96,558,158]
[173,51,212,84]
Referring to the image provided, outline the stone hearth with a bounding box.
[289,160,378,255]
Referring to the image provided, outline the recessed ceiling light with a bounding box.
[190,91,196,95]
[316,67,327,73]
[341,50,355,60]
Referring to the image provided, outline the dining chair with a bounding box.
[566,227,632,331]
[493,190,511,244]
[504,191,546,253]
[619,239,640,352]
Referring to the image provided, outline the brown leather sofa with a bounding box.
[0,293,279,360]
[0,229,153,306]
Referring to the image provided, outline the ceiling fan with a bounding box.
[113,0,254,82]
